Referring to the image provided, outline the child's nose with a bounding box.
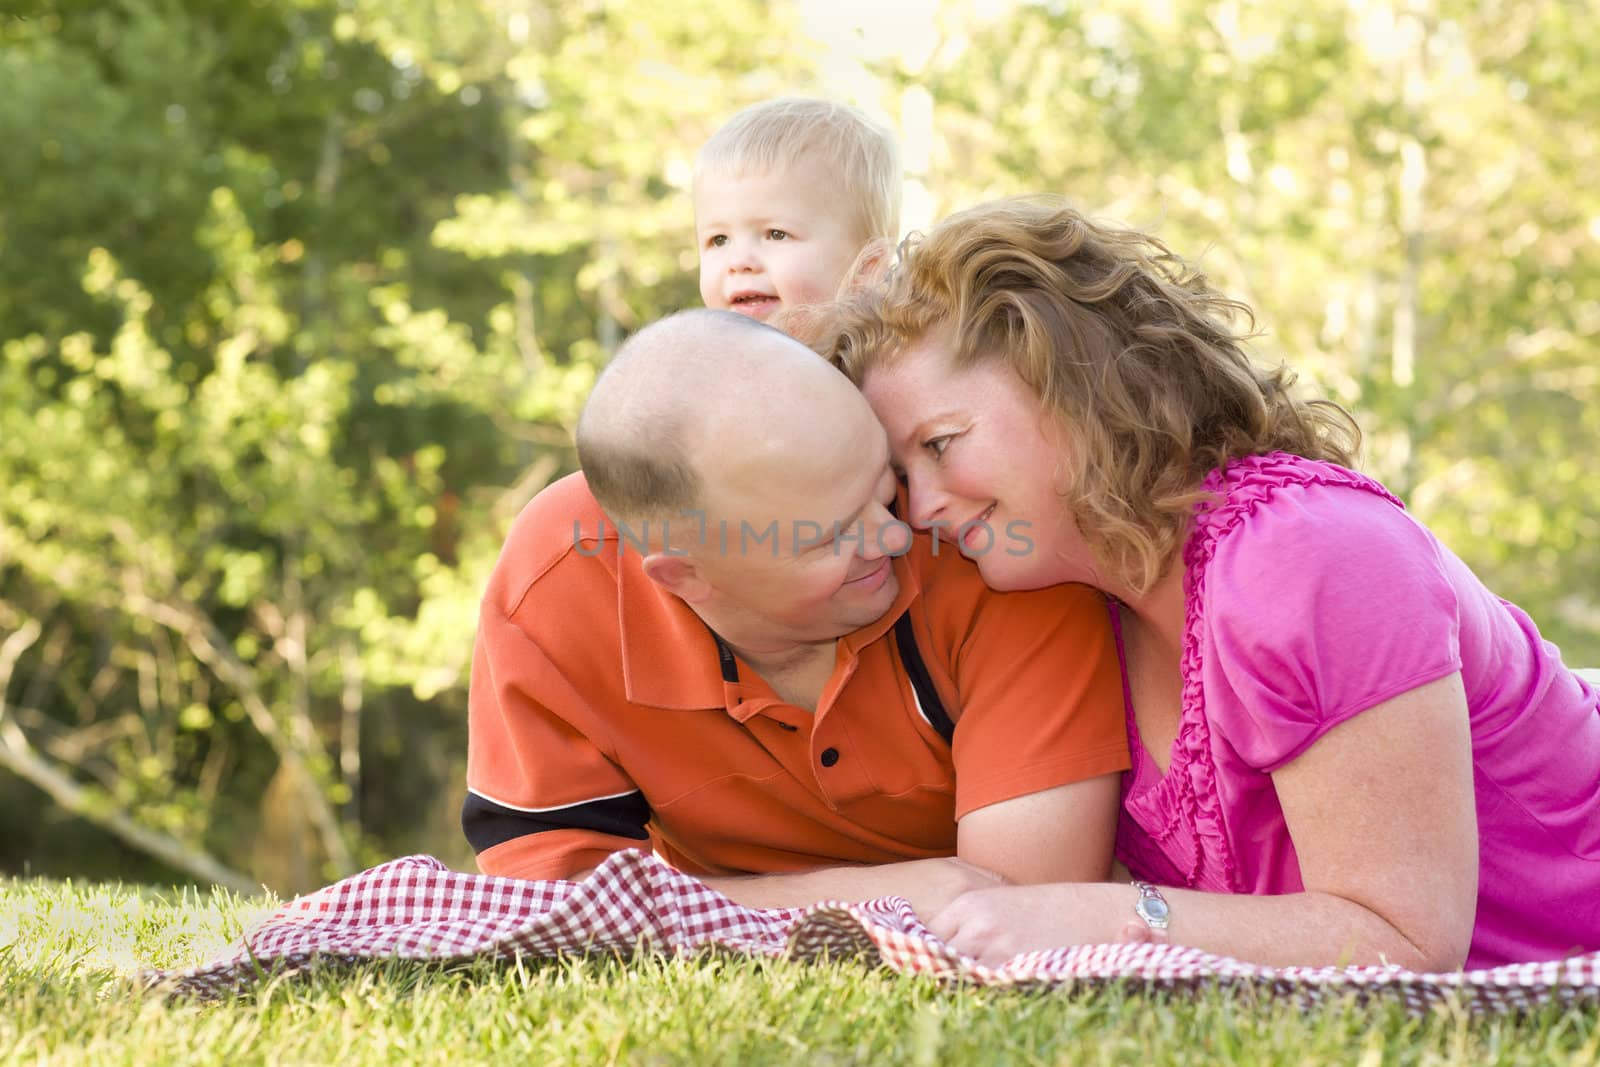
[726,239,761,272]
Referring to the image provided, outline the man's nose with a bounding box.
[860,502,913,559]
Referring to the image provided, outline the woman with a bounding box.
[819,196,1600,971]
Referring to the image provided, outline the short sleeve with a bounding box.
[949,581,1130,817]
[464,597,650,880]
[1199,482,1463,772]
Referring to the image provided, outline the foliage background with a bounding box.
[1,0,1595,894]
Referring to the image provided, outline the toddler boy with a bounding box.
[694,98,900,323]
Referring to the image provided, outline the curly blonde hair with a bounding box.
[818,196,1360,594]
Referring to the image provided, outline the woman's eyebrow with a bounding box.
[897,410,957,448]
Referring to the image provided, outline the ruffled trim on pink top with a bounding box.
[1119,452,1402,892]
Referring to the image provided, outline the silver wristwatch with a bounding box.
[1131,880,1171,935]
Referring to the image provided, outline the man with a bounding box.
[463,309,1128,915]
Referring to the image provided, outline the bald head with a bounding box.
[577,309,871,526]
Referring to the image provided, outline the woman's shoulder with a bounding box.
[1182,453,1465,767]
[1185,451,1459,667]
[1200,452,1403,519]
[1187,452,1418,572]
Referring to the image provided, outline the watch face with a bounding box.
[1138,896,1170,926]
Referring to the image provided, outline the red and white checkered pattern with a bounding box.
[142,852,1600,1014]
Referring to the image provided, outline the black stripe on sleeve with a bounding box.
[461,790,651,854]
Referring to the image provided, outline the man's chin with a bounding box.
[840,572,899,622]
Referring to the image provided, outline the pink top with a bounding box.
[1113,452,1600,968]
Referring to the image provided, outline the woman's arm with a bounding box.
[931,674,1479,970]
[703,774,1121,916]
[701,856,1004,916]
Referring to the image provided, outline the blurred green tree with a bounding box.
[0,0,817,890]
[0,0,1593,890]
[907,0,1598,664]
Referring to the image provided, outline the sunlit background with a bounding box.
[0,0,1595,894]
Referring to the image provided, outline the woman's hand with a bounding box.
[702,855,1005,917]
[929,882,1119,967]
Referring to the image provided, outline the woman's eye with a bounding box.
[924,436,951,459]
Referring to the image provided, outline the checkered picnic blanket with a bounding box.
[143,851,1600,1014]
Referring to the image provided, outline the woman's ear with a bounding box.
[842,236,894,294]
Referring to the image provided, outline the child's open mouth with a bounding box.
[730,293,779,318]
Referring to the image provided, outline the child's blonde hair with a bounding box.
[696,97,901,243]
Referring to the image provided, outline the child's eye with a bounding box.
[705,234,727,248]
[766,229,790,241]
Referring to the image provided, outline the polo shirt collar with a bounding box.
[615,551,925,711]
[616,553,728,710]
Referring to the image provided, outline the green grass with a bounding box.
[3,877,1598,1066]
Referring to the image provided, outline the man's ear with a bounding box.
[640,551,712,603]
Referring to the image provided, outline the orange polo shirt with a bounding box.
[464,473,1128,881]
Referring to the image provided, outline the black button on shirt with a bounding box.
[819,747,840,767]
